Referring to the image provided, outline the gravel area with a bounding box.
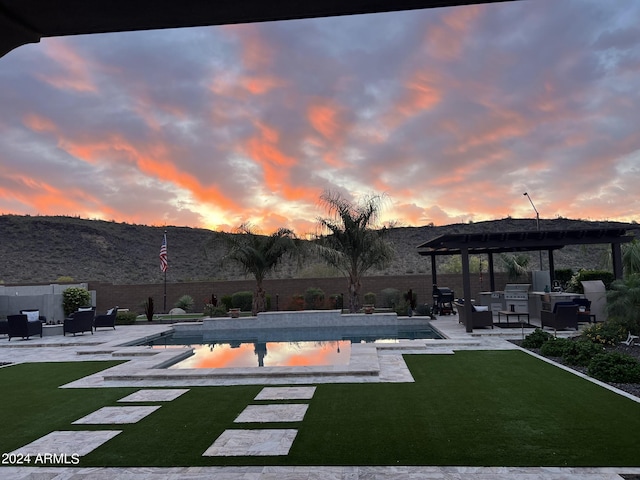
[512,340,640,399]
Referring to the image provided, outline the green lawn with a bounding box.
[2,351,639,467]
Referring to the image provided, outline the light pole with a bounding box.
[523,192,543,270]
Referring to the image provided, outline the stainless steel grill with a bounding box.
[503,284,530,313]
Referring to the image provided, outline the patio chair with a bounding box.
[94,307,118,331]
[540,304,579,331]
[7,314,43,340]
[0,319,7,336]
[63,309,95,336]
[454,302,493,329]
[621,331,639,346]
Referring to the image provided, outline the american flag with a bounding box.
[159,233,168,272]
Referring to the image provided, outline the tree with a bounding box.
[623,239,640,277]
[315,191,394,313]
[220,224,299,315]
[499,253,530,281]
[606,273,640,335]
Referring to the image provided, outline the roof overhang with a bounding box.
[0,0,520,58]
[417,228,637,256]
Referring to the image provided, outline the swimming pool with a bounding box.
[145,322,443,369]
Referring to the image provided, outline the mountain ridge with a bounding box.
[0,214,636,285]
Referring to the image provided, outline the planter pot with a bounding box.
[363,305,375,314]
[229,308,240,318]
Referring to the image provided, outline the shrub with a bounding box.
[204,304,227,317]
[379,288,401,308]
[231,291,252,311]
[143,297,154,321]
[561,340,604,366]
[287,294,304,311]
[540,337,572,357]
[582,321,626,346]
[554,269,573,288]
[304,287,325,309]
[329,294,344,310]
[566,270,614,293]
[415,303,435,318]
[115,311,137,325]
[175,295,194,312]
[588,352,640,383]
[521,328,552,348]
[62,287,91,316]
[220,295,233,311]
[364,292,376,306]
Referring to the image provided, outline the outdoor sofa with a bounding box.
[7,314,43,340]
[94,307,118,331]
[63,308,95,336]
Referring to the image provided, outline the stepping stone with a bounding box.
[234,404,308,423]
[72,406,161,424]
[118,389,189,402]
[254,386,316,400]
[10,430,121,457]
[203,429,298,456]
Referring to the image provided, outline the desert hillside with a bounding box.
[0,215,636,285]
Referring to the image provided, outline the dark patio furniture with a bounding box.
[454,302,493,329]
[541,304,579,331]
[94,307,118,331]
[63,309,95,336]
[7,314,43,340]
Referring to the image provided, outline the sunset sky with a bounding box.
[1,0,639,235]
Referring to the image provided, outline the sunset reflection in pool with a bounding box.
[167,340,351,369]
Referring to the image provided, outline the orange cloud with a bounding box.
[23,113,57,133]
[424,5,482,60]
[39,39,98,93]
[308,102,342,140]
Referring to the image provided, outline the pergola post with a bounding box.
[612,242,623,280]
[488,252,495,292]
[461,247,473,333]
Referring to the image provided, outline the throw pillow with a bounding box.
[25,310,40,322]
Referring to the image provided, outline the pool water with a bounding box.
[146,322,442,369]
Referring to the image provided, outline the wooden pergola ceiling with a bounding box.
[0,0,520,58]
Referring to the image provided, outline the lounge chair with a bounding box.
[540,304,579,331]
[7,314,43,340]
[63,309,95,336]
[94,307,118,331]
[621,331,639,346]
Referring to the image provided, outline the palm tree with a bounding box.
[220,224,299,315]
[499,253,531,281]
[623,239,640,277]
[315,191,394,313]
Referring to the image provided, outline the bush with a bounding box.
[287,294,304,311]
[231,291,252,311]
[62,287,91,316]
[582,321,626,346]
[415,303,435,318]
[379,288,401,308]
[304,287,325,309]
[566,270,614,293]
[521,328,552,348]
[204,304,227,317]
[364,292,376,306]
[175,295,194,312]
[561,339,604,366]
[588,352,640,383]
[329,294,344,310]
[220,295,233,311]
[540,337,572,357]
[115,311,137,325]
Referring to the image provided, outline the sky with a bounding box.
[1,0,639,235]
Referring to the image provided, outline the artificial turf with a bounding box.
[2,351,640,467]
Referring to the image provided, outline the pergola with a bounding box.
[417,227,638,332]
[0,0,519,58]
